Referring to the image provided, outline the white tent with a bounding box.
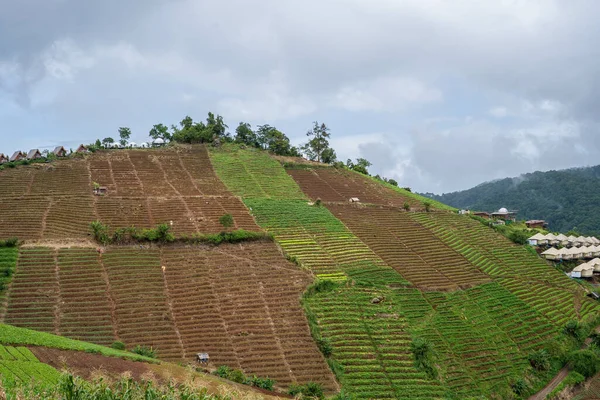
[556,233,569,246]
[567,235,578,247]
[528,233,548,246]
[128,142,138,148]
[588,258,600,272]
[591,237,600,245]
[153,138,165,146]
[575,236,588,247]
[541,247,561,260]
[140,142,149,148]
[571,263,594,278]
[558,248,572,260]
[567,246,584,260]
[544,233,559,246]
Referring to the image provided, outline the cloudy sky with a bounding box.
[1,0,599,193]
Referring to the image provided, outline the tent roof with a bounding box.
[588,258,600,266]
[529,233,547,241]
[568,235,578,241]
[556,234,568,240]
[544,233,557,240]
[573,263,594,272]
[541,247,560,255]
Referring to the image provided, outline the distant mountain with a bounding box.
[424,165,600,236]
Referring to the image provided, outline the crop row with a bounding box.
[327,205,490,291]
[2,245,337,390]
[0,345,60,385]
[210,144,307,200]
[286,168,422,208]
[411,212,600,326]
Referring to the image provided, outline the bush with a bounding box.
[244,375,275,391]
[288,382,324,399]
[0,237,18,247]
[507,229,530,245]
[131,345,156,358]
[316,337,332,357]
[110,341,126,350]
[90,221,110,245]
[219,214,234,228]
[423,201,431,212]
[563,320,582,339]
[315,198,322,207]
[403,202,410,211]
[511,378,529,396]
[568,350,600,378]
[410,337,437,379]
[528,349,550,371]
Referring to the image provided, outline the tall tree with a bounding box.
[301,121,336,163]
[102,137,115,147]
[256,124,298,156]
[118,127,131,147]
[149,124,171,141]
[347,158,372,175]
[234,122,258,147]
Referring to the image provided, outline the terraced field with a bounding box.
[411,212,600,325]
[0,344,60,385]
[0,146,259,240]
[327,204,490,290]
[1,244,337,389]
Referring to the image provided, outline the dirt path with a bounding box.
[528,367,569,400]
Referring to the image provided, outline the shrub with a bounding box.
[0,237,18,247]
[403,202,410,211]
[507,229,530,245]
[568,350,600,378]
[316,337,332,357]
[304,279,339,297]
[131,345,156,358]
[244,375,275,391]
[288,382,324,399]
[315,198,322,207]
[528,349,550,371]
[410,337,437,379]
[111,341,126,350]
[90,221,110,245]
[219,214,234,228]
[423,201,431,212]
[563,320,582,339]
[511,378,529,396]
[387,179,398,186]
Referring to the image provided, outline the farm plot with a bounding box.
[327,204,490,291]
[210,145,307,199]
[410,212,600,326]
[4,248,59,334]
[0,196,48,240]
[305,286,445,399]
[161,245,337,390]
[286,167,421,208]
[0,345,60,385]
[0,248,18,317]
[29,161,91,197]
[101,248,183,360]
[57,248,114,345]
[43,197,96,239]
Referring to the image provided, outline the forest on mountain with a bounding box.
[424,165,600,236]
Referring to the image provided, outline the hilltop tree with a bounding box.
[102,137,115,147]
[149,123,171,142]
[171,113,228,144]
[301,121,336,163]
[346,158,372,175]
[234,122,259,147]
[118,127,131,147]
[256,125,299,156]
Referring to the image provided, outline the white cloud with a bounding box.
[489,106,508,118]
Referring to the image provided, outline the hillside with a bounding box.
[425,166,600,235]
[0,144,598,399]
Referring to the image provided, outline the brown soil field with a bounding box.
[286,167,422,208]
[327,204,491,291]
[31,346,289,399]
[3,243,337,391]
[0,146,259,240]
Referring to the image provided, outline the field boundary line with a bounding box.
[177,151,204,195]
[53,248,61,336]
[160,251,186,359]
[40,198,52,239]
[98,251,120,341]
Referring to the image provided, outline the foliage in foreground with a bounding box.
[213,365,275,391]
[0,238,18,248]
[2,373,230,400]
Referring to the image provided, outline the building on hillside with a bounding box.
[528,233,548,246]
[558,248,572,260]
[10,151,25,162]
[128,142,138,148]
[491,207,517,222]
[140,142,149,148]
[567,235,578,247]
[545,233,559,246]
[0,154,8,164]
[588,258,600,272]
[556,233,569,247]
[582,246,594,259]
[591,237,600,245]
[568,246,584,260]
[459,209,470,215]
[153,138,165,147]
[541,247,561,260]
[53,146,67,157]
[526,220,548,229]
[571,263,594,278]
[473,211,490,219]
[76,144,88,153]
[26,149,42,160]
[591,246,600,258]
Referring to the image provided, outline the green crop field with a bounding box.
[210,145,600,399]
[0,344,60,386]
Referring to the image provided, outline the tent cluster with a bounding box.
[541,246,600,261]
[570,259,600,278]
[0,145,88,164]
[529,233,599,248]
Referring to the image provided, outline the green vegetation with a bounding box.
[301,121,336,163]
[410,338,438,379]
[110,341,126,350]
[131,345,156,358]
[425,165,600,235]
[547,371,585,399]
[288,382,325,399]
[0,324,156,363]
[568,350,600,378]
[0,344,60,388]
[0,247,17,299]
[213,365,275,391]
[218,213,234,228]
[0,237,18,247]
[3,373,232,400]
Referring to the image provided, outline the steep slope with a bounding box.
[210,144,600,399]
[0,146,337,392]
[425,165,600,235]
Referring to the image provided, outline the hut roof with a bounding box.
[27,149,41,159]
[10,151,22,161]
[541,247,560,255]
[591,237,600,244]
[573,263,594,272]
[53,146,66,155]
[587,258,600,266]
[529,233,547,241]
[544,233,557,240]
[556,234,568,241]
[568,235,578,241]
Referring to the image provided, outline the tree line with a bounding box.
[91,112,400,186]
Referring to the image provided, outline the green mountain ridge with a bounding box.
[424,165,600,235]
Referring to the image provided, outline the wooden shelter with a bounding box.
[10,151,25,162]
[53,146,67,157]
[76,144,88,153]
[526,220,548,229]
[491,207,516,222]
[196,353,209,364]
[0,154,8,164]
[473,212,490,219]
[26,149,42,160]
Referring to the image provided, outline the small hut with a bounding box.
[545,233,559,246]
[196,353,209,364]
[26,149,42,160]
[588,258,600,272]
[571,264,594,278]
[528,233,547,246]
[567,235,578,247]
[541,247,561,261]
[556,234,569,247]
[10,151,25,162]
[591,237,600,245]
[53,146,67,157]
[153,138,165,147]
[558,248,572,260]
[473,212,490,219]
[568,246,584,260]
[140,142,149,149]
[76,144,88,153]
[581,246,594,259]
[349,197,360,203]
[0,154,8,164]
[526,220,548,229]
[128,142,138,148]
[591,246,600,258]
